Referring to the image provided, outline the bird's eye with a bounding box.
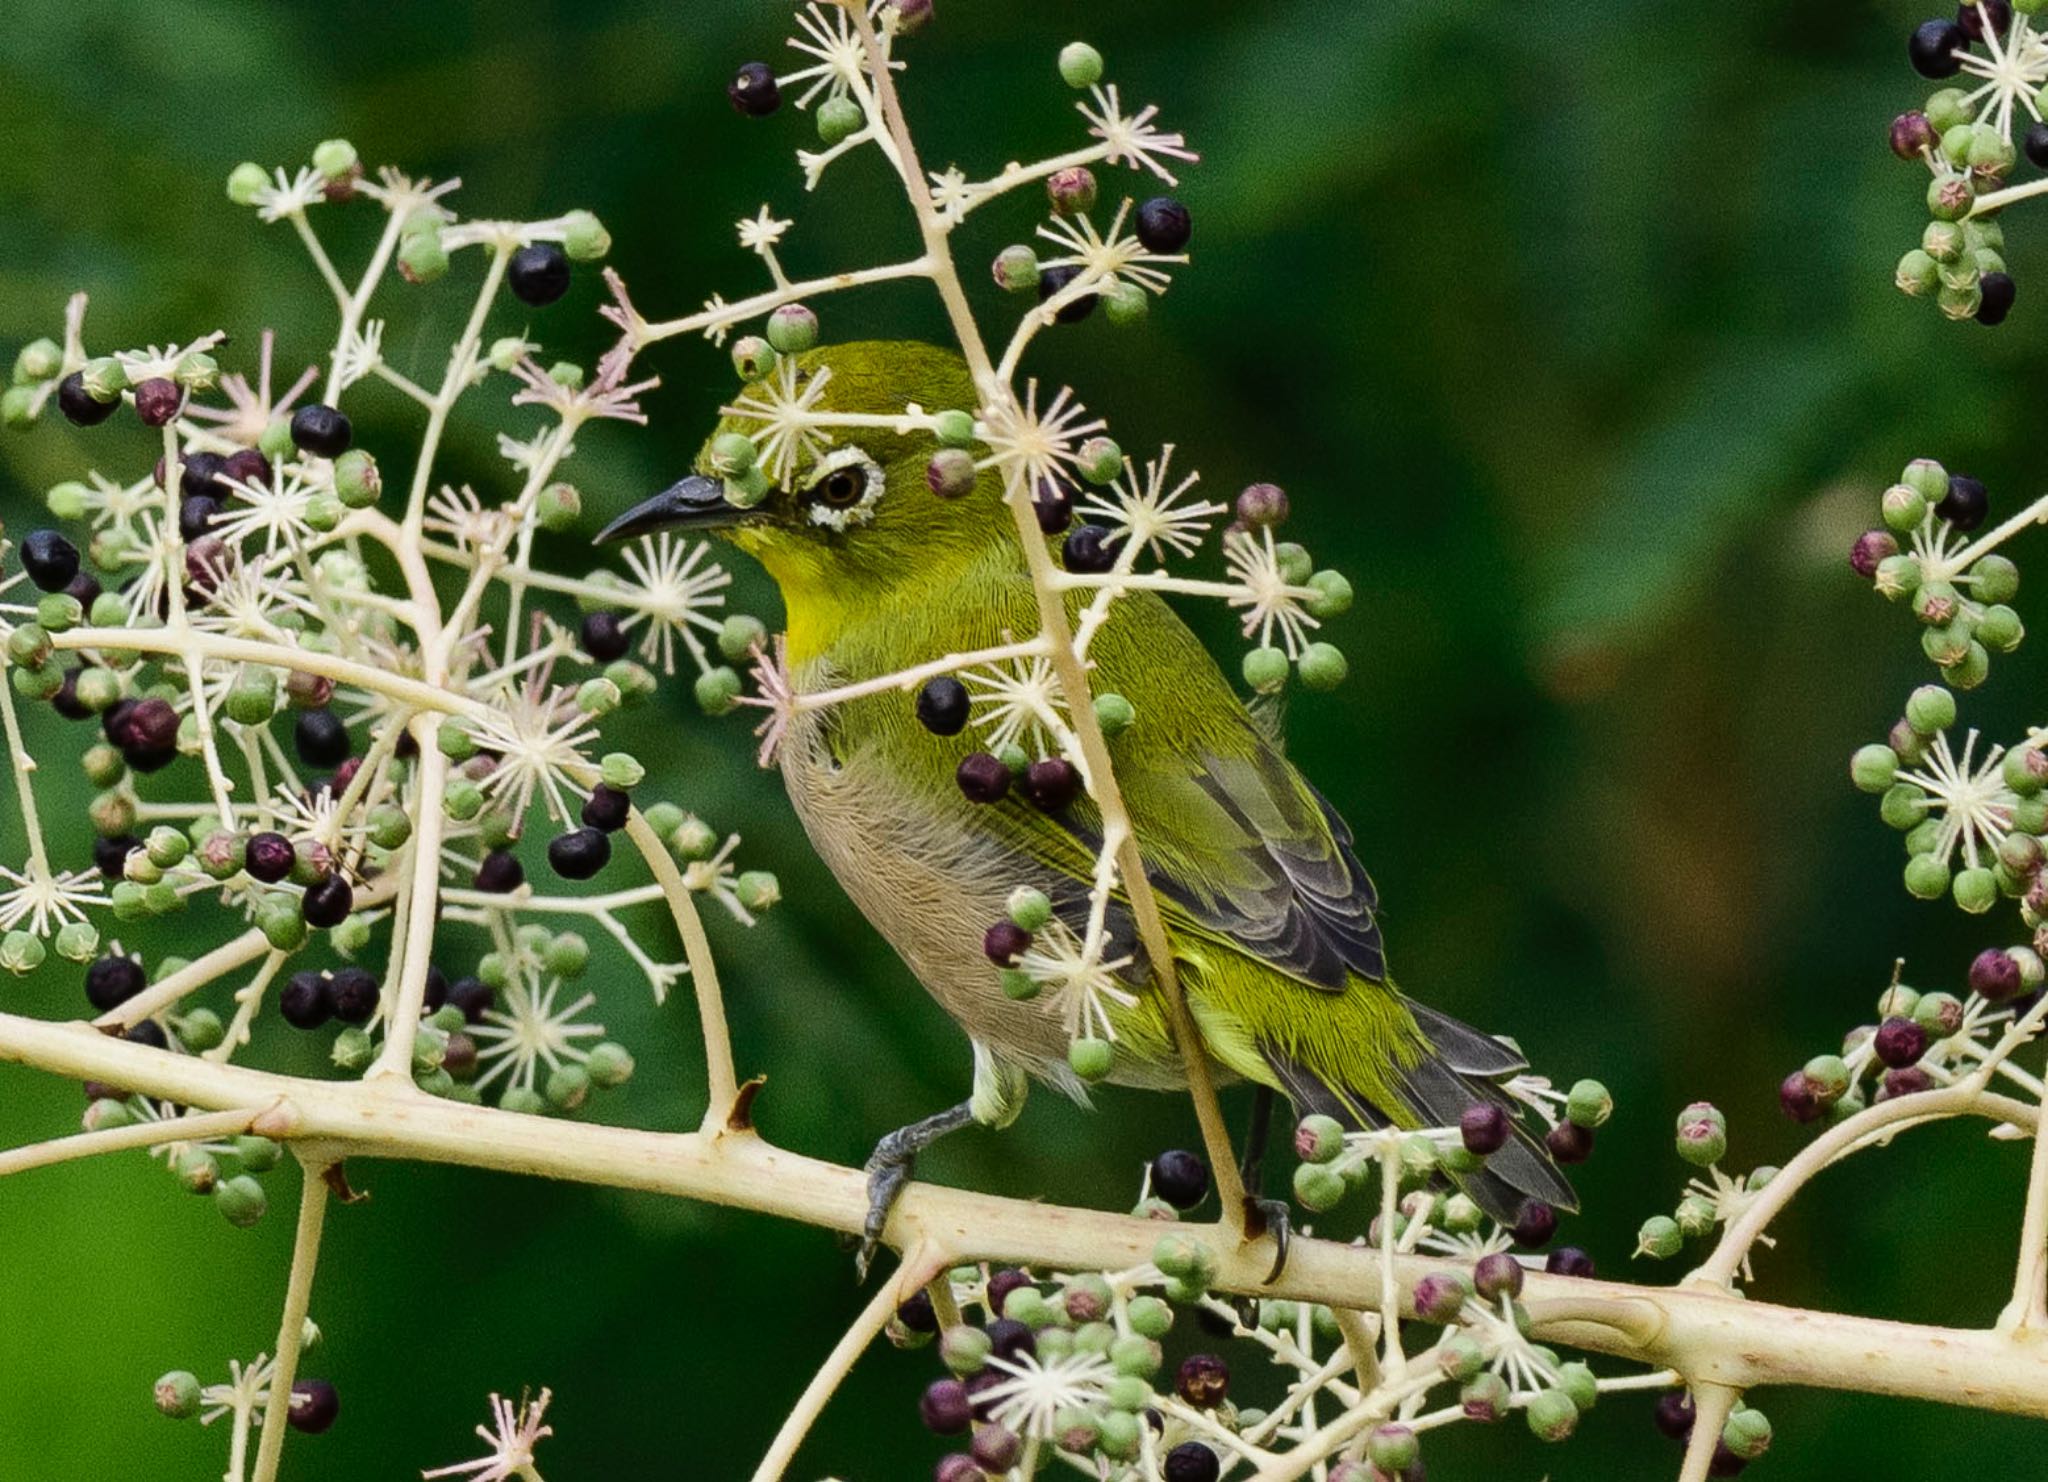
[819,467,866,508]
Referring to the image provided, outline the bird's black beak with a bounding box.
[595,474,751,543]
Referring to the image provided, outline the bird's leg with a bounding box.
[1235,1086,1292,1309]
[857,1099,977,1282]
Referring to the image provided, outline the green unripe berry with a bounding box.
[1955,865,1999,914]
[226,161,270,205]
[1979,604,2025,653]
[443,779,484,822]
[766,303,819,355]
[561,209,612,262]
[695,665,742,715]
[1896,248,1940,296]
[546,1063,591,1111]
[1874,553,1923,600]
[1243,646,1289,694]
[1850,743,1899,793]
[1565,1078,1613,1128]
[224,670,278,726]
[1006,886,1053,931]
[717,613,768,663]
[1126,1295,1173,1338]
[600,751,645,790]
[735,870,781,912]
[670,815,719,861]
[1881,483,1928,531]
[731,336,777,381]
[816,95,863,145]
[399,229,450,284]
[1636,1214,1683,1259]
[0,930,46,975]
[333,449,381,508]
[1525,1388,1579,1442]
[312,138,358,179]
[1905,684,1956,735]
[536,481,581,532]
[1297,642,1348,691]
[1903,851,1951,900]
[1295,1112,1346,1162]
[1722,1407,1773,1461]
[586,1041,635,1088]
[542,931,590,978]
[1075,436,1122,485]
[993,245,1040,293]
[155,1370,203,1419]
[1305,570,1353,618]
[54,921,99,963]
[1151,1231,1217,1283]
[1093,691,1135,736]
[1000,968,1039,1001]
[1292,1160,1347,1211]
[1057,40,1104,88]
[214,1174,268,1228]
[1068,1036,1114,1081]
[1103,282,1150,326]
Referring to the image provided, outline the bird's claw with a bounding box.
[855,1151,915,1284]
[1244,1195,1292,1284]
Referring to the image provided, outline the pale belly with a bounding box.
[775,708,1188,1097]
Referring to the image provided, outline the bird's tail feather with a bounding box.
[1261,1002,1577,1227]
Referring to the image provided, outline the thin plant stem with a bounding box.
[249,1163,331,1482]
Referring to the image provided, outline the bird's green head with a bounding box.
[599,340,1009,655]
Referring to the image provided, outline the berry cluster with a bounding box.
[1891,2,2048,324]
[889,1141,1711,1481]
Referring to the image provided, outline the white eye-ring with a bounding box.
[803,445,885,531]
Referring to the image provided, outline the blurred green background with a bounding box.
[3,0,2046,1475]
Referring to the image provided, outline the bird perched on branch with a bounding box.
[601,341,1573,1274]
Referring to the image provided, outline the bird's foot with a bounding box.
[853,1099,978,1283]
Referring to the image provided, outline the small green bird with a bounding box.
[602,341,1572,1267]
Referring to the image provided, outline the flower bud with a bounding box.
[1057,41,1104,89]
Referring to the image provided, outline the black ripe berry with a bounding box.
[447,976,495,1022]
[1512,1198,1558,1248]
[179,450,228,501]
[223,448,272,488]
[581,610,631,662]
[300,874,355,929]
[294,709,351,768]
[290,404,352,458]
[1023,757,1083,812]
[93,835,141,878]
[1938,473,1990,531]
[279,971,335,1030]
[581,783,631,833]
[84,954,146,1012]
[728,61,782,116]
[328,967,380,1025]
[179,495,220,543]
[1135,196,1192,253]
[21,530,80,592]
[956,752,1012,804]
[1149,1149,1210,1209]
[287,1378,340,1434]
[51,668,90,721]
[548,826,611,880]
[1037,264,1097,324]
[2029,121,2048,169]
[57,371,117,426]
[1063,524,1119,574]
[244,832,297,884]
[1980,271,2018,326]
[475,849,525,893]
[1164,1442,1221,1482]
[124,1018,168,1051]
[1960,0,2013,41]
[1910,18,1967,77]
[508,243,571,307]
[915,676,970,735]
[1033,475,1075,534]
